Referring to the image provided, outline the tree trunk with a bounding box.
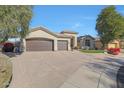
[20,38,25,52]
[102,43,105,49]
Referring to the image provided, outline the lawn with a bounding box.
[80,50,104,53]
[0,55,12,88]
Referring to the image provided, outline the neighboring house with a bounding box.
[78,35,124,50]
[95,38,124,49]
[78,35,95,49]
[22,26,78,51]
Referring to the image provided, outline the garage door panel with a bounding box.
[26,39,53,51]
[58,40,68,50]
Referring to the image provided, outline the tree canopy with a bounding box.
[0,6,33,42]
[96,6,124,48]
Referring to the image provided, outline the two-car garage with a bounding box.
[26,38,68,51]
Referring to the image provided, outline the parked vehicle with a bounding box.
[2,42,14,52]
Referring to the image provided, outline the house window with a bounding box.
[85,39,90,47]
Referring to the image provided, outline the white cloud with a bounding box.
[71,23,82,29]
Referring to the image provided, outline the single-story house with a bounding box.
[78,35,95,49]
[95,38,124,49]
[22,26,78,51]
[78,35,124,50]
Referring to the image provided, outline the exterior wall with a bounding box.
[120,40,124,49]
[95,40,120,49]
[26,30,57,40]
[79,39,85,48]
[79,39,83,48]
[54,39,57,51]
[25,29,71,51]
[95,40,103,49]
[107,40,120,48]
[61,33,77,48]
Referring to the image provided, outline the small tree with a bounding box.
[96,6,124,48]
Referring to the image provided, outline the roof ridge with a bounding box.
[29,26,72,38]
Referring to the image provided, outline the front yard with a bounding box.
[80,50,104,53]
[0,54,12,88]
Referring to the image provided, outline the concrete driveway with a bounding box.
[9,51,124,88]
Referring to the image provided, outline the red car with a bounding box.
[2,42,14,52]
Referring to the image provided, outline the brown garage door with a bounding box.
[26,38,53,51]
[57,40,68,50]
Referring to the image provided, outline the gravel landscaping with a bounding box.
[0,54,12,88]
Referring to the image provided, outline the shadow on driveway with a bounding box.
[103,57,124,87]
[103,57,124,88]
[117,66,124,88]
[104,57,124,66]
[83,56,124,88]
[102,57,124,88]
[2,52,23,58]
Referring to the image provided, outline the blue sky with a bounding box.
[30,5,124,37]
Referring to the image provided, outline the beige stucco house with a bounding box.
[23,26,78,51]
[78,35,95,49]
[95,38,124,49]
